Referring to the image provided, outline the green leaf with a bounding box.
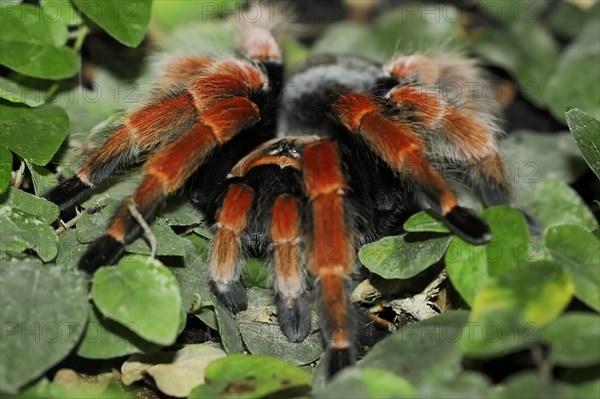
[71,0,152,47]
[151,0,238,30]
[314,368,416,399]
[25,161,58,196]
[546,20,600,121]
[446,206,530,305]
[159,197,204,226]
[214,305,244,354]
[91,255,182,346]
[311,23,382,61]
[515,181,599,232]
[548,0,599,39]
[0,188,59,261]
[417,372,492,399]
[189,354,311,399]
[463,261,573,356]
[0,146,12,193]
[359,234,452,279]
[39,0,83,25]
[55,229,87,269]
[0,263,88,394]
[475,0,551,26]
[540,312,600,367]
[0,76,45,107]
[241,258,272,289]
[501,130,588,190]
[566,108,600,180]
[373,5,466,56]
[0,103,69,166]
[359,311,468,384]
[4,186,58,223]
[403,211,450,233]
[545,224,600,312]
[125,219,185,257]
[170,236,215,313]
[0,4,79,79]
[236,288,322,366]
[121,344,226,397]
[77,303,160,359]
[472,22,558,105]
[497,372,579,399]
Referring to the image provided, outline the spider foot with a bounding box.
[78,235,125,277]
[43,175,92,212]
[444,206,491,244]
[213,281,248,313]
[276,293,311,343]
[326,347,355,379]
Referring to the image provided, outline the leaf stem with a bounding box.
[531,345,552,382]
[128,200,157,258]
[12,160,25,189]
[55,202,103,234]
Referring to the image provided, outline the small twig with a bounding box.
[531,345,552,382]
[128,200,156,258]
[55,202,103,234]
[12,161,25,189]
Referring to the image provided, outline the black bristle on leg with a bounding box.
[443,206,491,244]
[480,181,510,207]
[43,176,92,212]
[326,347,355,379]
[78,235,125,277]
[213,281,248,313]
[276,293,311,343]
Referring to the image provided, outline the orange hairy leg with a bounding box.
[332,93,490,243]
[77,96,261,274]
[388,86,510,204]
[44,60,267,212]
[209,183,255,311]
[302,140,355,378]
[270,194,311,342]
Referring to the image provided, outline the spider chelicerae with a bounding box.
[44,27,510,378]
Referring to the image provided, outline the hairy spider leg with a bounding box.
[44,92,198,211]
[270,194,312,342]
[332,93,490,244]
[387,86,510,205]
[78,92,261,274]
[210,183,255,312]
[303,140,356,378]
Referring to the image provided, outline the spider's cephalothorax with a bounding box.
[44,28,510,378]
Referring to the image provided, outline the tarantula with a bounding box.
[44,27,509,378]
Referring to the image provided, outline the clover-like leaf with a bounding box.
[71,0,152,47]
[545,224,600,312]
[463,261,573,357]
[314,368,416,399]
[92,255,182,346]
[0,263,88,394]
[0,103,69,166]
[359,234,452,279]
[189,354,311,399]
[77,303,160,359]
[445,206,530,305]
[566,108,600,180]
[540,312,600,367]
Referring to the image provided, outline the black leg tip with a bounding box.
[78,235,125,277]
[444,206,491,244]
[277,294,311,343]
[213,281,248,313]
[326,347,355,380]
[43,176,92,212]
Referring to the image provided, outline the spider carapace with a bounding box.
[44,28,509,378]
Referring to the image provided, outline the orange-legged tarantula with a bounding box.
[44,28,509,377]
